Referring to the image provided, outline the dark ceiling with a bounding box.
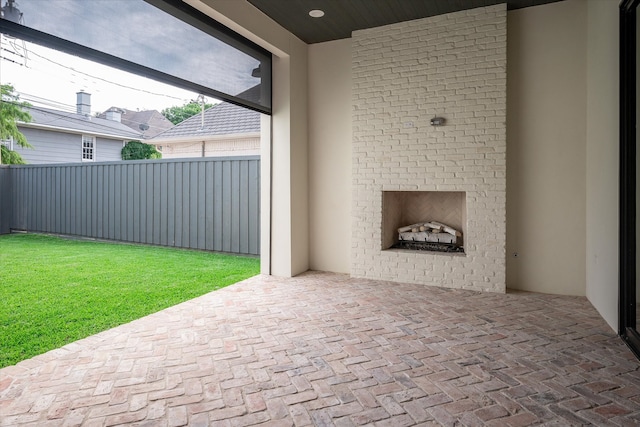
[246,0,565,44]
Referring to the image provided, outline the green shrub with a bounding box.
[121,140,161,160]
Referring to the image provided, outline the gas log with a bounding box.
[396,221,463,252]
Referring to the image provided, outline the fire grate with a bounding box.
[391,240,465,253]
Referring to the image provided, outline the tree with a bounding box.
[0,84,32,164]
[121,140,161,160]
[1,145,26,164]
[161,101,213,125]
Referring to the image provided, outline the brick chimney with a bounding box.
[76,91,91,116]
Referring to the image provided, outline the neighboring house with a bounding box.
[97,107,173,139]
[150,87,260,159]
[13,92,142,164]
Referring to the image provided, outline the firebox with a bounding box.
[382,191,466,253]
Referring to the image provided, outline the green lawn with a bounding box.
[0,233,260,368]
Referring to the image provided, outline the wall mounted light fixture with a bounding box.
[430,117,445,126]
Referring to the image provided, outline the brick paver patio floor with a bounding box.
[1,271,640,426]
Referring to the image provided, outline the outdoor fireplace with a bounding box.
[382,191,466,254]
[351,4,506,291]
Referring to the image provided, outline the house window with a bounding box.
[82,136,95,161]
[1,137,13,150]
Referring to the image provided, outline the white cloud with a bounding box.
[0,38,200,113]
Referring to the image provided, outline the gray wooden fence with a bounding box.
[0,157,260,255]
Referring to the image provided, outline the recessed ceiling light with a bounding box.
[309,9,325,18]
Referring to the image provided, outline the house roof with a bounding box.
[97,108,174,139]
[22,105,142,140]
[152,103,260,141]
[151,89,261,142]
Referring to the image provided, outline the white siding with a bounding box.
[15,128,124,164]
[97,137,124,161]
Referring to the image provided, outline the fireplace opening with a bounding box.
[382,191,466,254]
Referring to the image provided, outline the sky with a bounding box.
[0,37,204,115]
[18,0,261,95]
[0,0,262,115]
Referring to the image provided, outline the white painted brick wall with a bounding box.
[351,5,507,293]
